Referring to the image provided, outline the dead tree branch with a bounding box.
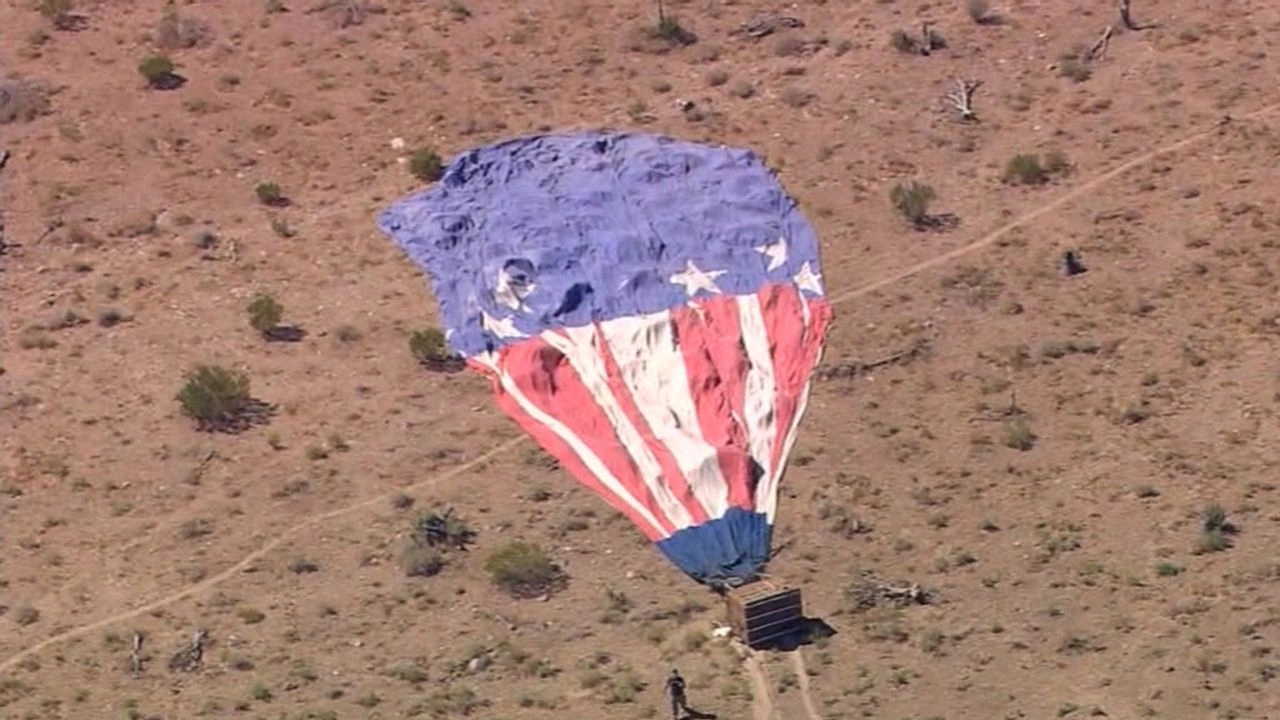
[1083,25,1114,63]
[818,337,931,380]
[1119,0,1157,30]
[129,631,143,676]
[735,14,805,39]
[919,21,939,55]
[168,629,207,672]
[945,78,982,121]
[847,572,933,611]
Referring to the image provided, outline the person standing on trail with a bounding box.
[665,668,689,720]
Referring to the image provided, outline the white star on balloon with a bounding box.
[756,236,788,272]
[481,310,526,339]
[669,260,726,296]
[793,261,824,296]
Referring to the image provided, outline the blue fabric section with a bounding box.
[655,507,772,585]
[375,130,822,358]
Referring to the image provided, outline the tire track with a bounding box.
[739,645,777,720]
[3,102,1277,674]
[791,649,821,720]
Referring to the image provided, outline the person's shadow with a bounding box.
[679,709,717,720]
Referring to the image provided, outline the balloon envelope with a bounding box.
[377,130,832,586]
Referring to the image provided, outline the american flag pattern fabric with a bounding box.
[377,131,832,585]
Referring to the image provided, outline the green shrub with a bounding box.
[1001,418,1036,451]
[246,293,283,335]
[890,29,916,53]
[656,15,684,41]
[255,182,285,206]
[1059,58,1091,82]
[409,149,444,182]
[966,0,993,23]
[1044,150,1071,175]
[890,181,936,228]
[408,328,462,371]
[1003,154,1047,185]
[138,55,176,87]
[484,541,566,598]
[176,364,251,430]
[1194,503,1235,554]
[400,545,446,577]
[39,0,77,30]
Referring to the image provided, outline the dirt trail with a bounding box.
[0,437,525,674]
[791,649,822,720]
[3,102,1277,675]
[739,646,776,720]
[830,105,1279,305]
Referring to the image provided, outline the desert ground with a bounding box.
[4,0,1280,718]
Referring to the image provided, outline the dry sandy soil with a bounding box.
[4,0,1280,718]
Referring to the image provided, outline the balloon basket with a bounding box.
[722,579,805,650]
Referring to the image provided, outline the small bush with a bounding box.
[400,544,446,577]
[1194,503,1236,554]
[414,687,489,718]
[12,605,40,626]
[38,0,78,30]
[247,293,283,336]
[255,182,286,206]
[779,87,813,108]
[654,14,696,45]
[1059,58,1091,82]
[399,507,474,577]
[238,606,265,624]
[176,364,251,430]
[138,55,178,88]
[966,0,998,24]
[1202,504,1227,532]
[1196,529,1231,554]
[1003,154,1048,185]
[408,328,463,372]
[1001,418,1036,451]
[484,541,566,598]
[1044,150,1071,175]
[1004,152,1073,186]
[0,77,53,125]
[409,149,444,182]
[729,80,755,99]
[155,3,212,50]
[411,507,476,550]
[97,308,125,327]
[890,181,936,228]
[890,30,916,53]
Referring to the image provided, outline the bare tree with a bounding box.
[1083,25,1113,63]
[945,79,982,121]
[129,631,144,676]
[168,629,207,672]
[918,21,943,56]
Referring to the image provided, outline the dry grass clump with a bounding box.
[0,77,52,124]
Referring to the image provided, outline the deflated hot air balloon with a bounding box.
[377,130,832,589]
